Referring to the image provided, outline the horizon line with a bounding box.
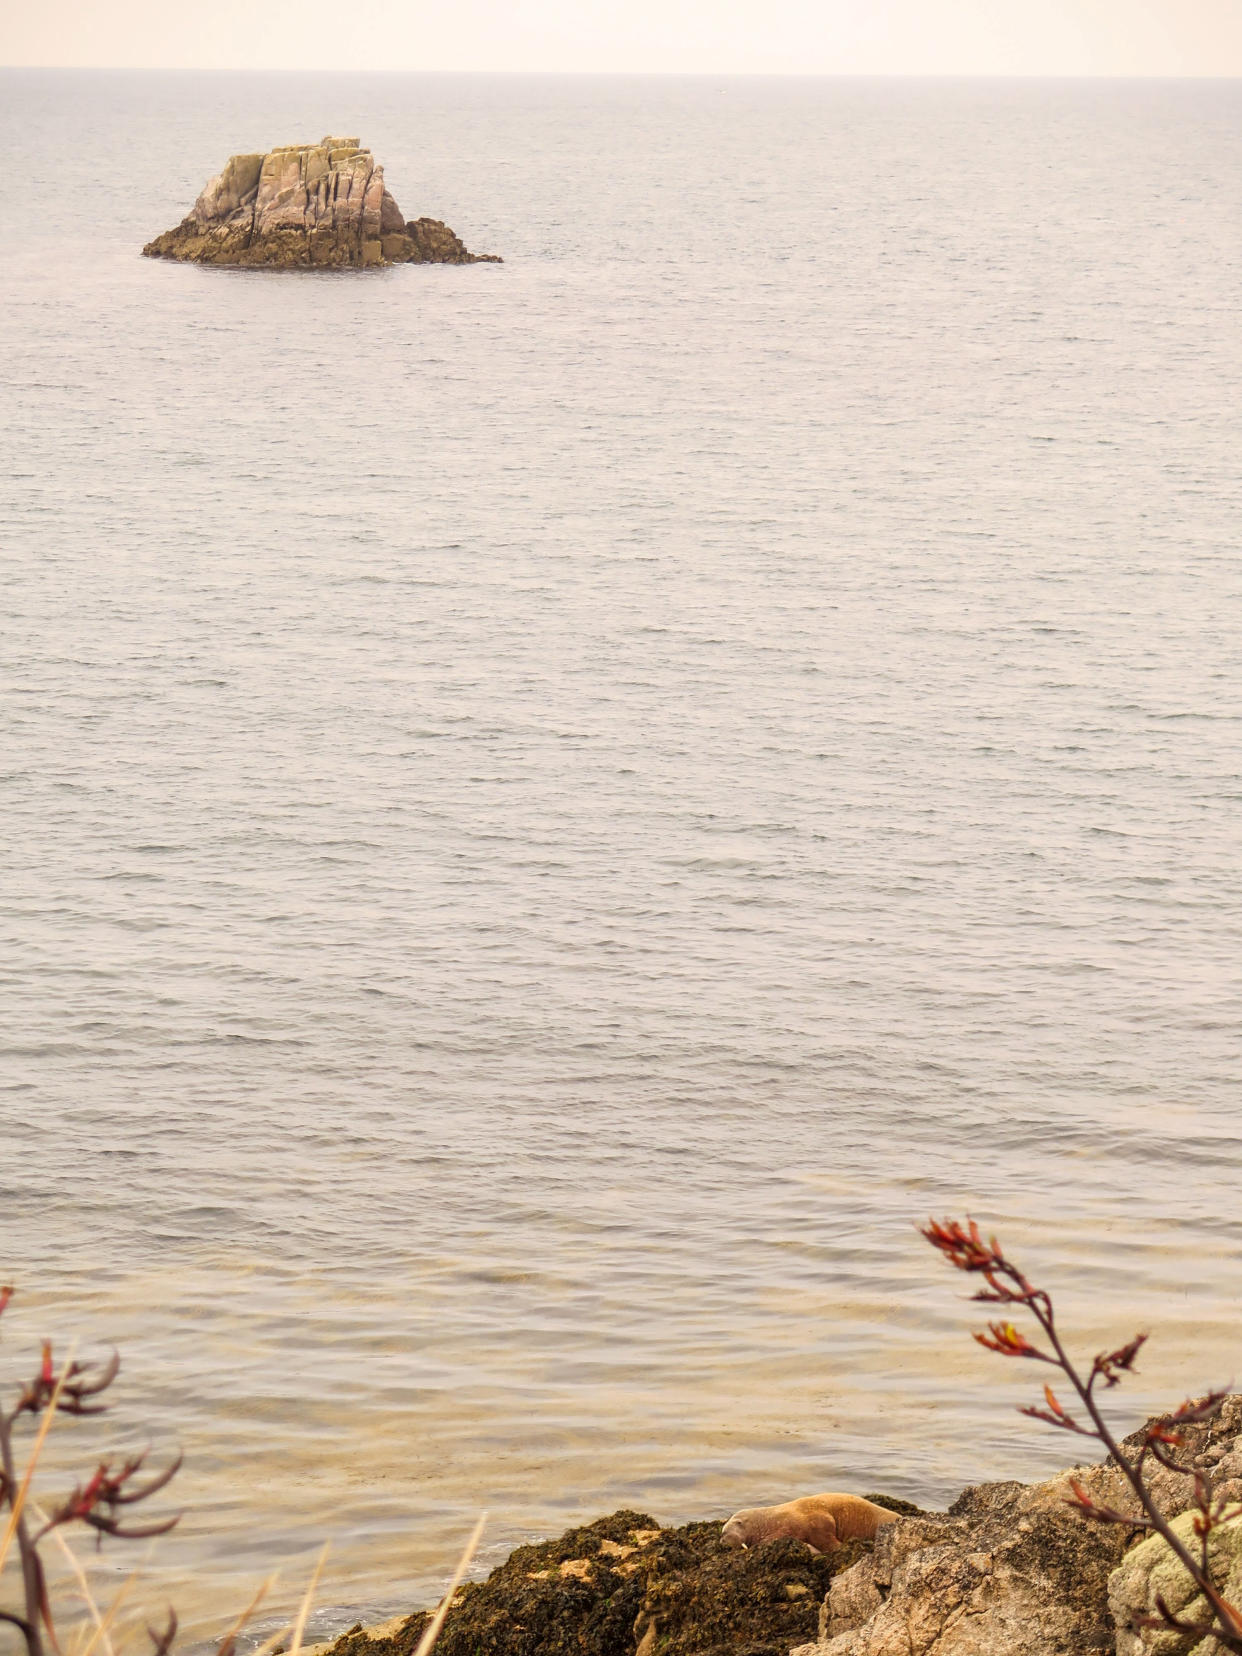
[4,64,1242,79]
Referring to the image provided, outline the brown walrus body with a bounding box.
[721,1493,899,1554]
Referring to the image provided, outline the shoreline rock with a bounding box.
[795,1395,1242,1656]
[312,1399,1242,1656]
[142,139,500,269]
[315,1504,912,1656]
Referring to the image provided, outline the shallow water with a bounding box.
[1,70,1241,1644]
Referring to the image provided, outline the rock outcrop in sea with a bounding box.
[142,139,500,269]
[312,1397,1242,1656]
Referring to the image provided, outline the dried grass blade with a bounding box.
[412,1514,487,1656]
[214,1572,277,1656]
[245,1619,295,1656]
[287,1546,329,1656]
[73,1572,135,1656]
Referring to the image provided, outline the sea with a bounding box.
[1,70,1240,1645]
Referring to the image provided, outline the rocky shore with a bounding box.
[315,1397,1242,1656]
[142,139,500,269]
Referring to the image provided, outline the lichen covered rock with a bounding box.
[143,138,500,268]
[1110,1512,1242,1656]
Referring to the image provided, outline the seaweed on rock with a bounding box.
[320,1508,890,1656]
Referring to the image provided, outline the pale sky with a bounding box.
[5,0,1242,75]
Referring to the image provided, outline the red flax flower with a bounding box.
[1020,1383,1091,1434]
[1065,1478,1150,1528]
[39,1451,183,1544]
[921,1218,1000,1274]
[919,1217,1044,1310]
[974,1321,1049,1360]
[16,1343,121,1419]
[1093,1333,1148,1388]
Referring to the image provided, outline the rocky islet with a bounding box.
[313,1508,884,1656]
[142,138,500,269]
[313,1398,1242,1656]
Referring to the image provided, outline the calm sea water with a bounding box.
[2,70,1241,1644]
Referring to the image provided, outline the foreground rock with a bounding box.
[313,1399,1242,1656]
[320,1501,915,1656]
[794,1395,1242,1656]
[796,1480,1125,1656]
[142,138,500,269]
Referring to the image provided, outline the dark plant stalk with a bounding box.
[0,1400,44,1656]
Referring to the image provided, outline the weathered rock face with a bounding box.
[142,138,500,268]
[793,1396,1242,1656]
[797,1479,1127,1656]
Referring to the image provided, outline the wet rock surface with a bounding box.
[143,138,500,268]
[319,1503,912,1656]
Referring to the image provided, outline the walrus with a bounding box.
[721,1493,899,1554]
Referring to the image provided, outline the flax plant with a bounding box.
[0,1287,184,1656]
[923,1218,1242,1653]
[1,1286,480,1656]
